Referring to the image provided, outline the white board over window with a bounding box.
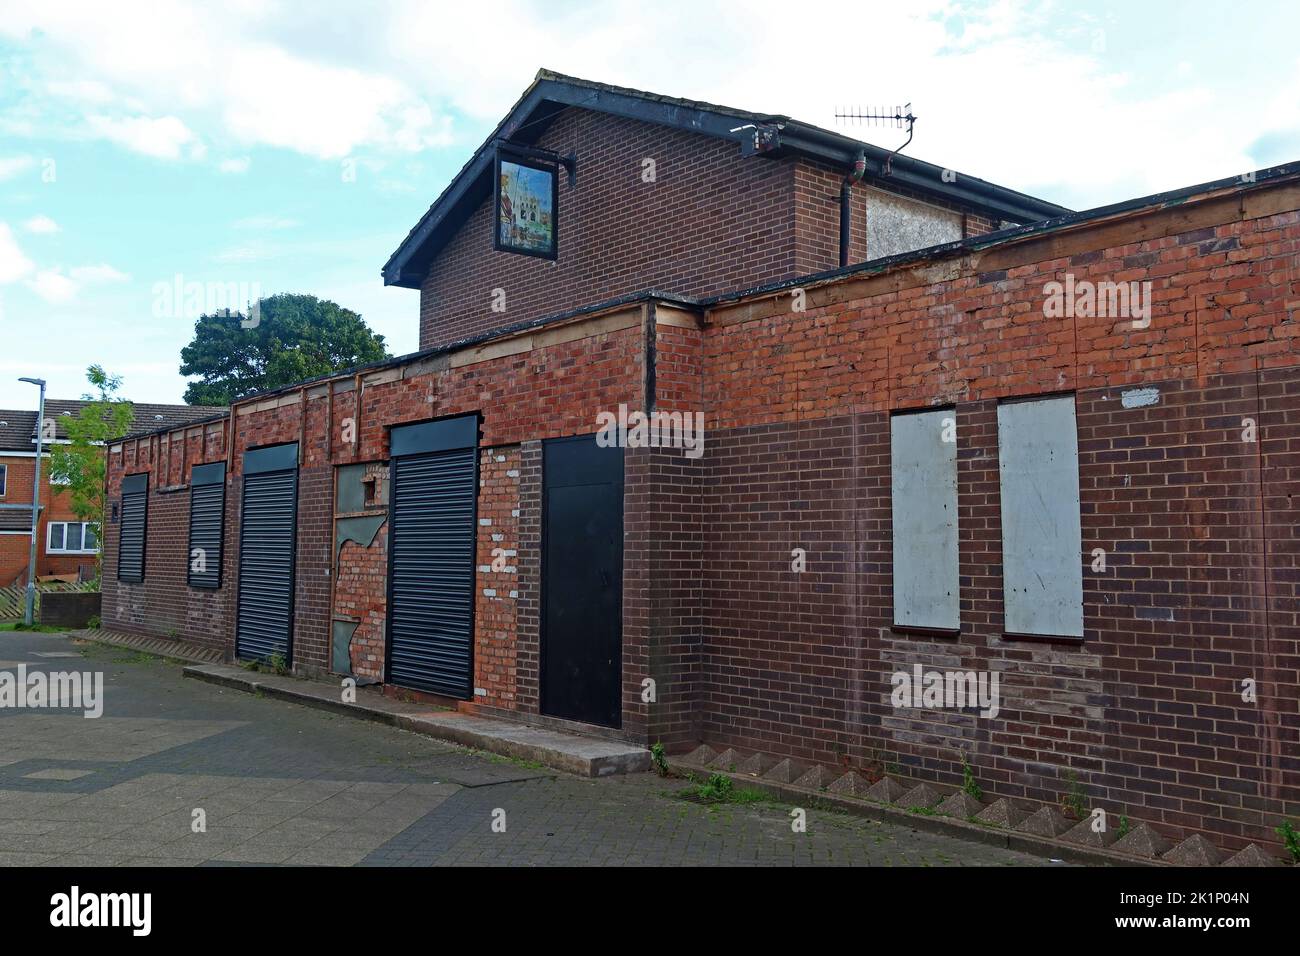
[997,395,1084,638]
[891,409,960,630]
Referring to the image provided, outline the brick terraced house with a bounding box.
[103,70,1299,853]
[0,400,222,587]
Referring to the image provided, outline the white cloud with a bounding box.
[26,268,78,303]
[23,215,60,234]
[0,1,1296,205]
[84,114,201,160]
[20,261,129,303]
[70,263,129,282]
[0,156,34,180]
[46,78,116,104]
[0,224,35,283]
[1,4,452,162]
[219,44,448,159]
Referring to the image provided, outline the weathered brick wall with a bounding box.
[292,465,333,674]
[101,172,1300,850]
[513,440,543,715]
[332,517,388,681]
[108,317,650,717]
[475,445,521,708]
[101,421,233,654]
[692,181,1300,850]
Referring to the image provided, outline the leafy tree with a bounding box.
[49,365,135,574]
[179,293,389,405]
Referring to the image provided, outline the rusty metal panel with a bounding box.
[890,408,959,630]
[997,395,1084,638]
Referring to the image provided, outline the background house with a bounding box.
[0,400,223,587]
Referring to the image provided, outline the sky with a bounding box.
[0,0,1298,409]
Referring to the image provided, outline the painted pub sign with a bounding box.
[494,149,558,259]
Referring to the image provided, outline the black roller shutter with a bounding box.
[235,444,298,663]
[117,473,148,583]
[187,461,226,589]
[386,416,478,698]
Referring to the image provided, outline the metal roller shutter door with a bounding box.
[387,443,477,698]
[235,464,298,663]
[117,475,148,583]
[187,462,226,589]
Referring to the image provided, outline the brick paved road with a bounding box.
[0,631,1063,867]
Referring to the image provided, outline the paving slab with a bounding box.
[183,663,648,778]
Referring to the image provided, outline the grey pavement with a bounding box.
[0,629,1063,867]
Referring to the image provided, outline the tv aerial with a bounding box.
[834,104,917,176]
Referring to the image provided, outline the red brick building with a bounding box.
[0,401,222,587]
[103,71,1300,854]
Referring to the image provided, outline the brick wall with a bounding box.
[689,179,1300,850]
[475,445,521,708]
[0,455,99,584]
[102,422,234,654]
[419,108,800,350]
[103,172,1300,849]
[333,508,388,681]
[416,108,1012,352]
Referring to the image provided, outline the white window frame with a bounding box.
[0,462,6,497]
[46,520,99,555]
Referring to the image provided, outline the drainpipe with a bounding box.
[840,149,867,267]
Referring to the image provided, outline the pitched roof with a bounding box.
[0,401,225,452]
[383,69,1071,288]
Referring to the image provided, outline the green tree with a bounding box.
[179,293,389,406]
[49,365,135,574]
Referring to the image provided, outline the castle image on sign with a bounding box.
[497,158,555,255]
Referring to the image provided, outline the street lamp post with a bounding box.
[18,377,46,626]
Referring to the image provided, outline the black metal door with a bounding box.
[541,434,623,728]
[386,418,478,698]
[235,446,298,663]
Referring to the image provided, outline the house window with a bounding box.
[0,463,6,496]
[997,395,1084,638]
[47,521,98,554]
[890,408,960,631]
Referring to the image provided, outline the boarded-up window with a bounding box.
[118,473,148,583]
[891,408,959,630]
[867,188,963,259]
[187,462,226,589]
[997,395,1083,638]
